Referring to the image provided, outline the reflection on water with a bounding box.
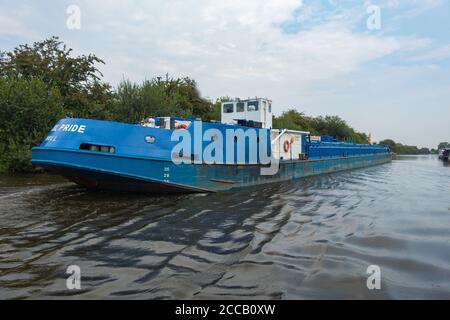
[0,155,449,299]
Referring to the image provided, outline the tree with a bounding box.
[273,109,313,132]
[114,79,186,123]
[0,77,63,172]
[0,36,113,119]
[379,139,395,149]
[113,75,216,123]
[418,147,430,155]
[273,109,369,144]
[379,139,430,155]
[438,142,450,150]
[0,37,114,172]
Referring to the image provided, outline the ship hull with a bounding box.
[32,147,392,193]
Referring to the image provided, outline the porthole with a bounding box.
[145,135,155,143]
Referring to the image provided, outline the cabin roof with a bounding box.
[221,97,272,103]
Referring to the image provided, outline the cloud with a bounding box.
[47,1,427,92]
[409,44,450,61]
[0,4,37,39]
[0,1,436,86]
[383,0,444,21]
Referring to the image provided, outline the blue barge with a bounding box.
[32,98,391,193]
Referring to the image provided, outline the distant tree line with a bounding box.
[378,139,440,155]
[272,109,369,144]
[0,37,440,173]
[438,142,450,150]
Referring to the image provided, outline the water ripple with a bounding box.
[0,156,449,299]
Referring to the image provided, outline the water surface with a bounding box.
[0,155,449,299]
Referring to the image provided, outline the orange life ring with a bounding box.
[175,123,188,130]
[283,140,290,153]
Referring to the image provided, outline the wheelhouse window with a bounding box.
[223,103,234,113]
[269,103,272,113]
[247,101,259,112]
[236,102,245,112]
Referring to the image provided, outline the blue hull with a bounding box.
[32,147,392,193]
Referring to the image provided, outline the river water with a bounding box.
[0,155,449,299]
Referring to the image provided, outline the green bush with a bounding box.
[1,143,35,173]
[113,79,185,123]
[113,76,216,124]
[0,37,113,119]
[0,37,114,173]
[0,77,64,173]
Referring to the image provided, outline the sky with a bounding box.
[0,0,449,148]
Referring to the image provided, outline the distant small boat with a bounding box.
[32,98,392,193]
[438,148,450,161]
